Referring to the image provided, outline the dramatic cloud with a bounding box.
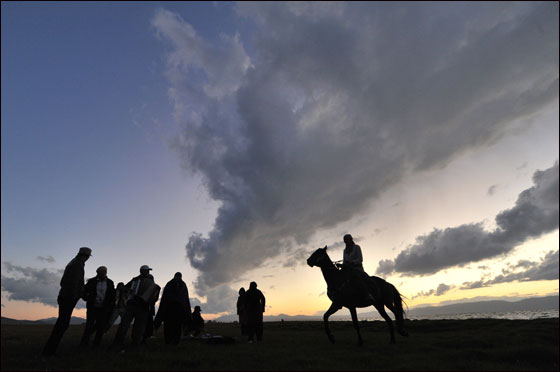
[461,250,559,289]
[377,163,559,276]
[1,262,85,309]
[152,3,558,306]
[37,256,55,263]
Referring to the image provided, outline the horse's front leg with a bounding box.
[348,307,363,346]
[324,302,342,344]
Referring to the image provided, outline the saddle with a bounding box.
[331,268,380,303]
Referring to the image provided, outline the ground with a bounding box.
[1,318,558,370]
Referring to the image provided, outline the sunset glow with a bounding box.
[2,2,558,322]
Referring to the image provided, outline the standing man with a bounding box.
[80,266,115,348]
[245,281,265,343]
[143,274,157,343]
[112,265,159,351]
[154,272,192,345]
[42,247,92,357]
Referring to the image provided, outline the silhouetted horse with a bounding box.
[307,246,408,346]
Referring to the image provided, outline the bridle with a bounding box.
[311,251,336,268]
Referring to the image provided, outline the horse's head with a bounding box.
[307,246,331,267]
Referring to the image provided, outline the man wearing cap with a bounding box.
[112,265,160,351]
[79,266,115,348]
[42,247,92,357]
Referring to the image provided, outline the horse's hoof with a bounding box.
[328,335,336,344]
[390,339,396,344]
[358,341,363,347]
[399,330,409,337]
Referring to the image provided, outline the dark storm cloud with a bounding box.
[377,163,559,276]
[1,262,85,309]
[461,250,559,289]
[152,3,558,303]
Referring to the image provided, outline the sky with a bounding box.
[1,2,558,321]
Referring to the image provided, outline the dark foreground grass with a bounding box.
[1,318,558,371]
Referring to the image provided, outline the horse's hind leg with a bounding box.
[375,304,395,344]
[386,302,408,337]
[324,302,342,344]
[349,307,363,346]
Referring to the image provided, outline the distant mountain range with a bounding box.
[211,295,559,322]
[405,295,559,317]
[1,316,86,325]
[2,295,557,324]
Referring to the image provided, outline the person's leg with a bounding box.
[170,305,183,344]
[170,315,182,344]
[42,297,78,356]
[105,307,120,333]
[131,306,149,346]
[113,306,134,349]
[80,307,96,347]
[163,318,172,344]
[247,316,255,342]
[93,308,107,346]
[144,310,154,340]
[256,314,263,341]
[351,270,375,302]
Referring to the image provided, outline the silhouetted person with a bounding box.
[245,281,265,343]
[190,306,205,336]
[112,265,160,351]
[340,234,375,303]
[79,266,115,348]
[154,272,192,344]
[105,282,128,332]
[236,287,248,336]
[143,274,157,343]
[42,247,92,357]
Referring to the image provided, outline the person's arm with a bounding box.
[154,304,163,330]
[124,278,134,289]
[66,262,84,300]
[355,245,363,264]
[82,279,92,302]
[184,286,192,319]
[260,291,266,313]
[106,280,116,307]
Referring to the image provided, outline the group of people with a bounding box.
[236,282,266,343]
[41,233,367,356]
[41,248,206,357]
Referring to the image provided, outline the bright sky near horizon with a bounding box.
[1,2,558,321]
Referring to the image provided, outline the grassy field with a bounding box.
[1,318,558,371]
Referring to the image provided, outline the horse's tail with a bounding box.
[391,285,409,336]
[391,285,408,320]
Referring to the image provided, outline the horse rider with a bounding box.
[340,234,375,303]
